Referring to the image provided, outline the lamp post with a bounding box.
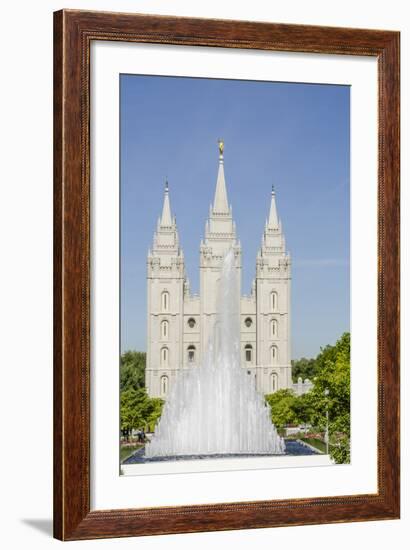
[324,388,329,455]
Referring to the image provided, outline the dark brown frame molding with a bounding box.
[54,9,400,541]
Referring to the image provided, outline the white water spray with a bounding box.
[145,248,285,457]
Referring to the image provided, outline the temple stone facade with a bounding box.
[145,142,292,398]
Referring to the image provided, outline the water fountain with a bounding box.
[145,248,285,458]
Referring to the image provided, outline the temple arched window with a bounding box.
[271,345,278,364]
[271,319,278,337]
[161,320,169,339]
[270,291,278,311]
[161,291,169,312]
[160,375,168,396]
[187,345,196,364]
[270,372,278,392]
[245,344,253,363]
[161,347,169,366]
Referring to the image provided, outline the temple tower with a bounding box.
[255,186,292,393]
[145,182,186,397]
[199,140,242,360]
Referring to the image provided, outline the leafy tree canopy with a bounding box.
[120,351,146,392]
[306,332,351,463]
[120,351,164,433]
[120,387,164,432]
[265,389,299,429]
[267,332,351,463]
[291,357,317,383]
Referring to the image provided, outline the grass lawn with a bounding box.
[301,437,327,454]
[120,443,144,463]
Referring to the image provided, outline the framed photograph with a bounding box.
[54,9,400,540]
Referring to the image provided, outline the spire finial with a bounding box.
[272,183,275,195]
[165,178,169,192]
[218,138,224,160]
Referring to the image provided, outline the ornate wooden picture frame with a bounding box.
[54,9,400,541]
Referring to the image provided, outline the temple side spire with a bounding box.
[160,179,173,226]
[268,184,279,228]
[258,185,287,261]
[212,139,230,214]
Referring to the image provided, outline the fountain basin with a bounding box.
[124,439,319,464]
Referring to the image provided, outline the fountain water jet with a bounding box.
[145,248,285,457]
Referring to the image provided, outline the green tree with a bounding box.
[146,398,165,432]
[291,357,317,383]
[308,332,351,463]
[120,387,164,435]
[291,392,315,425]
[119,351,165,438]
[120,387,149,435]
[120,351,146,392]
[265,389,298,429]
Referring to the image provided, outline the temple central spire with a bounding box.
[201,139,239,267]
[213,139,230,214]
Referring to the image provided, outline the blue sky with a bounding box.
[120,74,350,359]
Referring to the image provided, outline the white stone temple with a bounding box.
[145,141,292,398]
